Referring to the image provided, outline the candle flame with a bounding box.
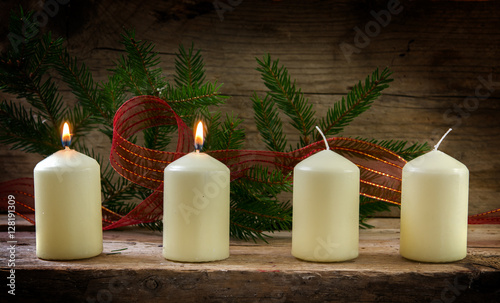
[62,122,71,148]
[194,121,204,151]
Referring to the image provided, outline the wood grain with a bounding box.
[0,0,499,216]
[1,218,498,302]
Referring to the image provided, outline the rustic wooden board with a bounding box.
[1,218,499,302]
[0,0,499,217]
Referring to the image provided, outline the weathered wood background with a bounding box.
[0,0,499,216]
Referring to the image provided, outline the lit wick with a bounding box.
[194,121,204,153]
[62,122,71,149]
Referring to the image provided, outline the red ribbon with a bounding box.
[1,95,498,227]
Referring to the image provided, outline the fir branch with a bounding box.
[251,92,287,152]
[77,145,140,214]
[165,82,225,105]
[0,101,60,155]
[359,196,394,229]
[52,46,108,121]
[113,56,145,95]
[136,188,162,231]
[163,81,227,127]
[174,43,206,88]
[144,125,176,151]
[100,74,126,114]
[230,182,292,242]
[197,107,221,151]
[98,74,127,138]
[0,34,65,129]
[212,113,245,151]
[24,76,65,129]
[1,9,424,239]
[101,75,127,114]
[197,109,244,152]
[116,29,165,96]
[256,54,316,148]
[317,68,393,139]
[5,8,36,56]
[139,220,163,232]
[242,166,292,194]
[358,137,430,161]
[65,106,95,147]
[230,166,292,242]
[101,179,139,215]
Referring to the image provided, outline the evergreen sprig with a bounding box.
[53,45,106,123]
[0,8,429,239]
[1,33,65,127]
[0,101,59,155]
[252,92,286,152]
[166,44,227,127]
[231,166,292,242]
[359,196,393,229]
[165,81,226,119]
[78,144,139,215]
[361,138,430,161]
[115,29,166,96]
[252,55,429,225]
[212,114,246,151]
[174,44,206,88]
[144,125,176,152]
[98,74,126,138]
[197,109,245,151]
[0,10,265,239]
[256,54,316,149]
[0,11,65,154]
[317,68,393,139]
[0,10,153,219]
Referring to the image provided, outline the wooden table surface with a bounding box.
[1,218,499,302]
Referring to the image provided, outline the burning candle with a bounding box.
[400,129,469,262]
[163,121,230,262]
[34,122,102,260]
[292,127,360,262]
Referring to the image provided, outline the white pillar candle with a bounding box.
[400,129,469,263]
[292,127,360,262]
[163,121,230,262]
[34,122,102,260]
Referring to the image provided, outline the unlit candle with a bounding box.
[400,129,469,262]
[292,126,360,262]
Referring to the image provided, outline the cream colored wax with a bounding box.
[34,145,102,260]
[400,130,469,263]
[292,132,360,262]
[163,151,230,262]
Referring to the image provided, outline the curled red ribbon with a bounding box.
[1,95,498,227]
[106,95,407,229]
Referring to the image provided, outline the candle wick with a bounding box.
[194,143,202,153]
[434,128,453,151]
[64,146,70,150]
[315,126,330,151]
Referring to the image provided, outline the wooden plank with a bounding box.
[0,0,499,217]
[1,218,499,302]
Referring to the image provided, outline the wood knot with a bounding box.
[144,277,160,290]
